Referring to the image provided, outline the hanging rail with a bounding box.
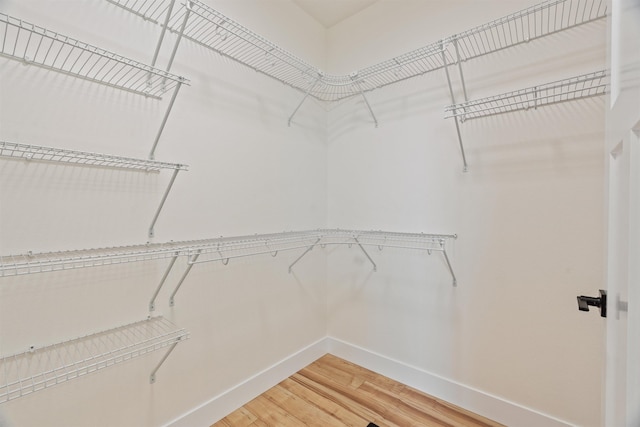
[0,140,188,238]
[0,13,189,158]
[445,69,608,121]
[0,316,189,403]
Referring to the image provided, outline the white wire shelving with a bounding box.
[441,0,607,171]
[0,12,189,159]
[444,69,608,165]
[0,230,458,310]
[0,140,189,238]
[445,70,608,121]
[0,316,189,403]
[105,0,605,130]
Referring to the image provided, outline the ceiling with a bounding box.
[292,0,378,28]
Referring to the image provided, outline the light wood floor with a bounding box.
[212,354,504,427]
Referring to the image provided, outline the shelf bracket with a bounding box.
[150,340,180,384]
[288,237,321,273]
[288,73,322,127]
[353,236,377,272]
[169,250,201,307]
[150,0,177,70]
[452,37,468,103]
[149,252,180,312]
[441,41,468,172]
[164,0,193,75]
[149,79,184,160]
[350,72,378,128]
[440,240,457,286]
[149,168,181,238]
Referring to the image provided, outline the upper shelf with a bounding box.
[105,0,605,103]
[0,316,188,403]
[0,12,187,99]
[0,141,188,172]
[449,0,607,63]
[445,70,608,121]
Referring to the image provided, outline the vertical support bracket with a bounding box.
[149,252,180,312]
[353,236,377,272]
[440,239,457,286]
[452,37,468,103]
[149,0,177,70]
[149,168,181,238]
[288,238,321,273]
[441,41,468,172]
[169,250,201,307]
[350,72,378,128]
[163,0,193,75]
[149,79,184,160]
[150,340,180,384]
[288,72,323,127]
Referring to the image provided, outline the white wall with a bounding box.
[0,1,327,426]
[326,1,607,426]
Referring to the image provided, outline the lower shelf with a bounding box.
[0,316,188,403]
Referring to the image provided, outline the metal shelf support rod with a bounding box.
[288,76,321,127]
[353,237,377,272]
[441,242,457,286]
[351,74,378,128]
[148,168,181,238]
[441,43,468,172]
[149,79,184,160]
[149,340,179,384]
[452,38,468,103]
[150,0,177,69]
[288,237,322,273]
[164,1,192,74]
[169,250,201,307]
[149,252,180,312]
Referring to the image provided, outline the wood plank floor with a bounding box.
[212,354,504,427]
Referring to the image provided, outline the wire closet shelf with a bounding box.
[445,70,608,121]
[105,0,605,103]
[0,230,456,277]
[0,316,188,403]
[0,141,188,172]
[0,12,187,98]
[447,0,607,62]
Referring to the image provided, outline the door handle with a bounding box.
[577,289,607,317]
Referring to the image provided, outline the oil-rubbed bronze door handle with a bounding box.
[577,290,607,317]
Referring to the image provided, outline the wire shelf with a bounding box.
[448,0,607,63]
[0,230,456,277]
[0,141,188,172]
[445,70,608,121]
[0,12,187,99]
[0,316,188,403]
[105,0,452,102]
[105,0,173,25]
[0,241,191,277]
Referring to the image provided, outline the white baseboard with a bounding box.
[327,337,575,427]
[165,336,574,427]
[163,337,329,427]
